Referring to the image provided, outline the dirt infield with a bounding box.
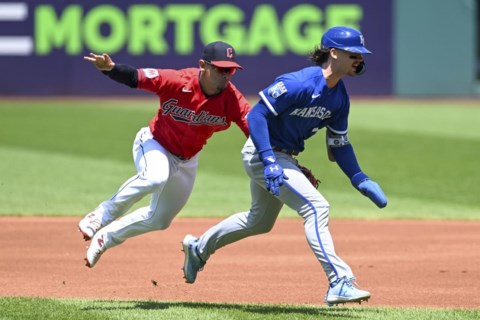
[0,217,479,309]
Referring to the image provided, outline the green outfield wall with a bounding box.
[394,0,478,96]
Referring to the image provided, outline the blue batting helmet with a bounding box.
[321,26,372,54]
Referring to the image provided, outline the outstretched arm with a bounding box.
[84,53,138,88]
[331,144,388,208]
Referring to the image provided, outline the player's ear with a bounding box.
[330,48,339,59]
[199,60,207,72]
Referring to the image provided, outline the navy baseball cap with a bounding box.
[202,41,243,69]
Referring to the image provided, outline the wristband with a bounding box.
[259,149,276,166]
[351,172,369,187]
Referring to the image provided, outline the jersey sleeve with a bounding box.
[137,68,184,93]
[327,109,349,134]
[257,75,308,116]
[136,68,165,93]
[326,91,350,135]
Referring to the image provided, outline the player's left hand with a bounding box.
[264,163,288,196]
[351,172,387,208]
[357,179,387,208]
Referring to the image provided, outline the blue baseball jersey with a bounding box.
[258,66,350,153]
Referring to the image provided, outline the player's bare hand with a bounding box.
[83,53,115,71]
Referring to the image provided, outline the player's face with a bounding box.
[201,61,237,95]
[334,49,364,76]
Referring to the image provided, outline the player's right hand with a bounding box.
[83,53,115,71]
[263,163,288,196]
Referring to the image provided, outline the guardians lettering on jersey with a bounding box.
[289,106,332,120]
[162,98,228,126]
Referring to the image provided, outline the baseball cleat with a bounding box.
[324,277,371,307]
[85,232,107,268]
[78,208,109,241]
[78,210,102,241]
[182,234,205,284]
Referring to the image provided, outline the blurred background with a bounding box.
[0,1,479,219]
[0,0,478,97]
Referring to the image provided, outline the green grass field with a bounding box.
[0,98,479,319]
[1,297,479,320]
[0,98,479,219]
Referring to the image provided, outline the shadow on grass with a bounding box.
[82,300,371,318]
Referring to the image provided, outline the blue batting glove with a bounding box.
[351,172,388,208]
[264,162,288,196]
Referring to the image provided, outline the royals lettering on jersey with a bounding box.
[257,66,349,153]
[289,106,332,120]
[137,67,250,159]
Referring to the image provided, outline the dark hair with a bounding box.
[309,45,330,66]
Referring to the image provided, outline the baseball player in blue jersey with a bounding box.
[181,26,387,306]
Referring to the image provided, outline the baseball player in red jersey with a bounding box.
[79,41,250,268]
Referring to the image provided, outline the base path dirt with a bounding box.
[0,217,479,309]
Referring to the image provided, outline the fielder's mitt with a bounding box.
[297,164,321,189]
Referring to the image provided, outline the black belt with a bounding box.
[272,146,299,156]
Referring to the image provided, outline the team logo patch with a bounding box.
[143,68,159,79]
[267,81,287,99]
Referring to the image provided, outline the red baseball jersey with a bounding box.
[137,67,250,159]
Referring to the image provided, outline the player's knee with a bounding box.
[314,202,330,218]
[317,200,329,212]
[154,221,171,230]
[147,214,172,230]
[249,223,274,235]
[300,199,329,220]
[259,224,275,234]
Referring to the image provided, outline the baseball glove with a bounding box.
[297,164,321,189]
